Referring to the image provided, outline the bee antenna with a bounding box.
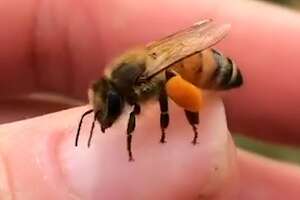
[75,109,94,147]
[87,110,101,147]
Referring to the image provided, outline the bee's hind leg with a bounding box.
[159,87,169,143]
[184,110,199,145]
[127,104,140,161]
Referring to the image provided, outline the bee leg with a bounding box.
[127,104,140,161]
[158,69,176,143]
[184,110,199,145]
[159,87,169,143]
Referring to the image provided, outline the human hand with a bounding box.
[1,0,300,199]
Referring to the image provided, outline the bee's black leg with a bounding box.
[159,88,169,143]
[158,69,177,143]
[127,104,140,161]
[184,110,199,145]
[75,109,94,146]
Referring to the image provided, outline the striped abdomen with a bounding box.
[171,49,243,90]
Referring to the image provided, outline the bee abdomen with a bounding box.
[212,50,243,90]
[171,49,243,90]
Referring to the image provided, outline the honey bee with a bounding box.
[75,19,243,161]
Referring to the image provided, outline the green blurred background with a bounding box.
[264,0,300,8]
[234,0,300,165]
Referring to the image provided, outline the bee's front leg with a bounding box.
[184,110,199,144]
[126,104,140,161]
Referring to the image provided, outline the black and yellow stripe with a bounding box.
[171,48,243,91]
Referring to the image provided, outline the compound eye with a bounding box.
[99,89,124,132]
[106,90,123,117]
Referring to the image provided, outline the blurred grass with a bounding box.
[263,0,300,8]
[234,135,300,164]
[234,0,300,165]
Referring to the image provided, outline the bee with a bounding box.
[75,19,243,161]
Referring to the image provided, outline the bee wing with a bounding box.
[143,20,231,79]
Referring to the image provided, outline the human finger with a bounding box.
[0,97,238,199]
[237,150,300,200]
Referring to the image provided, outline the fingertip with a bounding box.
[61,97,239,199]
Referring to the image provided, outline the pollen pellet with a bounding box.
[166,75,204,112]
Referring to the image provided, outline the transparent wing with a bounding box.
[143,20,231,79]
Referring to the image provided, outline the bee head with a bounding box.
[91,78,124,132]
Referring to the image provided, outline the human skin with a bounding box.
[0,0,300,199]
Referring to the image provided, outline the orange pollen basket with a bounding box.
[165,75,203,112]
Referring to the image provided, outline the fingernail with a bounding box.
[59,98,239,199]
